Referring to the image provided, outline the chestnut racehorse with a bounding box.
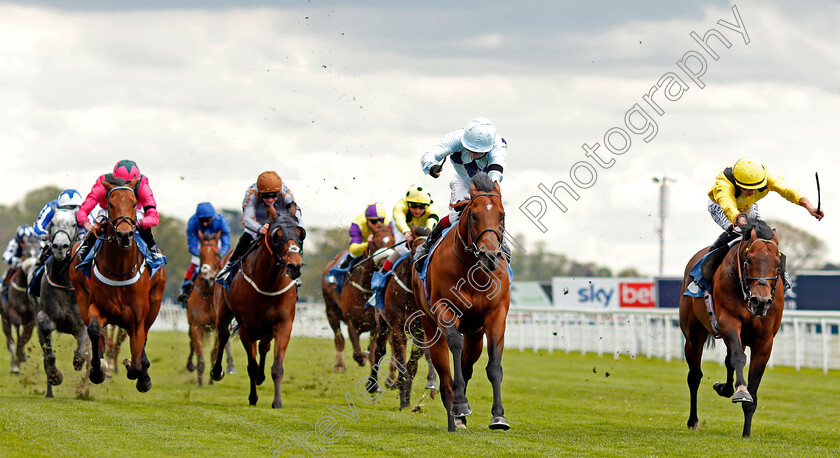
[380,226,438,409]
[679,216,785,437]
[185,230,235,385]
[412,172,510,432]
[69,177,166,392]
[322,222,394,390]
[211,209,302,408]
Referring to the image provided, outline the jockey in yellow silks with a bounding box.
[370,186,439,290]
[341,203,393,266]
[701,157,823,286]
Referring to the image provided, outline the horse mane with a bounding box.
[742,216,774,240]
[471,172,494,192]
[104,174,129,186]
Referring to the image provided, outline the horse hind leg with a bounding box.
[210,303,233,382]
[241,336,260,406]
[713,345,737,399]
[326,299,346,372]
[225,341,236,374]
[257,339,271,386]
[684,331,706,430]
[73,327,90,372]
[3,317,19,373]
[423,349,438,396]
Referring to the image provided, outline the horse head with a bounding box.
[367,221,395,267]
[266,212,304,280]
[739,219,781,317]
[410,225,430,253]
[198,231,222,291]
[464,172,505,272]
[102,177,139,250]
[49,209,79,262]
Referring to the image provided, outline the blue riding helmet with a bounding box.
[196,202,215,219]
[16,224,35,239]
[57,189,83,209]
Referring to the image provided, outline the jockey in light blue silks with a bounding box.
[413,117,508,271]
[31,189,86,274]
[177,202,232,303]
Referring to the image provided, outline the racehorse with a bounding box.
[380,226,438,409]
[211,208,302,408]
[69,177,166,392]
[32,209,90,397]
[1,234,40,373]
[412,172,511,432]
[322,222,394,391]
[185,230,235,385]
[679,216,785,437]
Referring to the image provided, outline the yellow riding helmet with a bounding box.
[257,171,283,193]
[732,158,767,190]
[405,185,432,205]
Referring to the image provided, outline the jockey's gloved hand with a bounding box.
[429,164,442,178]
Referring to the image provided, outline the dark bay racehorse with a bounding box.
[2,236,39,373]
[381,226,438,409]
[679,217,785,437]
[32,209,90,397]
[69,177,166,392]
[322,223,394,374]
[185,230,235,385]
[211,209,302,408]
[412,172,511,432]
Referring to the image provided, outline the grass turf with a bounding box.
[0,330,838,457]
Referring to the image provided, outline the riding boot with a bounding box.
[75,231,96,261]
[701,227,742,284]
[414,222,445,273]
[502,239,511,264]
[780,253,792,290]
[138,227,164,261]
[32,244,52,274]
[216,233,254,282]
[177,280,193,304]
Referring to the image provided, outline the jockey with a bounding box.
[31,189,85,273]
[216,171,305,282]
[75,160,163,261]
[371,186,438,291]
[2,224,36,302]
[177,202,231,304]
[414,117,507,271]
[701,158,824,285]
[337,203,393,270]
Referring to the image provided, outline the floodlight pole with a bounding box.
[652,176,675,276]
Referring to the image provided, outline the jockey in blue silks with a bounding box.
[31,189,86,274]
[177,202,231,303]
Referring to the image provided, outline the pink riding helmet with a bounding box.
[113,159,141,181]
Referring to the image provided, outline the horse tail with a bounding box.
[230,319,241,337]
[703,334,716,349]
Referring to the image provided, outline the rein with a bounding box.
[453,192,504,267]
[735,237,782,304]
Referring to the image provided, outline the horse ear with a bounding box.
[128,177,138,189]
[493,180,500,193]
[266,205,278,222]
[101,177,114,191]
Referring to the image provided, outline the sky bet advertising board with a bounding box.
[551,277,655,309]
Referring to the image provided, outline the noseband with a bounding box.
[455,192,504,267]
[736,237,782,304]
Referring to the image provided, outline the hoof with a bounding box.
[249,396,258,406]
[454,417,467,429]
[429,388,437,400]
[365,377,381,394]
[272,400,282,409]
[688,423,699,431]
[47,368,64,386]
[333,364,346,373]
[186,361,196,372]
[732,386,753,404]
[489,416,510,430]
[10,364,20,374]
[256,373,266,386]
[713,382,734,398]
[123,359,137,379]
[211,367,224,382]
[73,354,85,371]
[450,402,472,417]
[425,381,438,390]
[227,365,237,375]
[89,367,105,384]
[136,376,152,393]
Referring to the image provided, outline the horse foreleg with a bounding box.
[484,319,509,431]
[741,341,773,438]
[461,332,484,398]
[346,321,366,367]
[36,311,62,397]
[127,326,152,393]
[86,306,106,384]
[225,341,236,374]
[17,318,34,363]
[210,301,233,382]
[241,335,259,406]
[444,326,471,420]
[717,326,747,401]
[271,320,293,409]
[390,326,411,409]
[188,322,202,384]
[186,328,196,373]
[257,339,271,386]
[325,299,346,372]
[366,321,391,394]
[3,316,18,373]
[423,349,438,395]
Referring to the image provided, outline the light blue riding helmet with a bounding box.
[57,189,83,209]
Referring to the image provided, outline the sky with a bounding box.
[1,0,838,276]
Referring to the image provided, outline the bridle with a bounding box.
[96,185,142,278]
[454,192,504,267]
[735,237,782,304]
[263,224,302,270]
